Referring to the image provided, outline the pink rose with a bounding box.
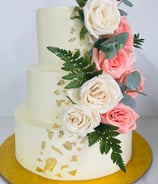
[114,16,134,54]
[100,103,139,134]
[92,48,133,79]
[117,70,145,98]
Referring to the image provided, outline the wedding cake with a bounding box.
[15,0,145,181]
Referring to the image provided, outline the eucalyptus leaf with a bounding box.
[119,9,128,16]
[122,0,133,7]
[99,32,129,59]
[121,94,136,109]
[126,71,141,90]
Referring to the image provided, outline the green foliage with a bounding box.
[94,32,129,59]
[126,71,141,90]
[76,0,87,7]
[122,0,133,7]
[88,124,126,172]
[47,47,103,89]
[80,25,88,39]
[134,33,145,49]
[119,9,128,16]
[121,94,136,109]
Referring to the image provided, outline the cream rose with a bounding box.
[62,105,100,136]
[83,0,120,39]
[67,74,123,114]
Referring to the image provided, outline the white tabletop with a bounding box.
[0,116,157,184]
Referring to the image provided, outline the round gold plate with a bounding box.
[0,132,152,184]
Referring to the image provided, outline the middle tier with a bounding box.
[27,64,70,123]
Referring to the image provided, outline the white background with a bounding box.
[0,0,158,116]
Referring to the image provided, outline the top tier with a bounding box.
[36,7,91,71]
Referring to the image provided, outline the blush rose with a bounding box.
[100,103,139,134]
[93,48,133,79]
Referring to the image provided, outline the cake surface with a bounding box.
[15,0,145,181]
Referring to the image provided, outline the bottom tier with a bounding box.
[15,104,132,181]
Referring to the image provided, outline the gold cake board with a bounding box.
[0,132,152,184]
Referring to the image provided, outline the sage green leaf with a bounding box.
[122,0,133,7]
[119,8,128,16]
[126,71,141,90]
[99,32,129,59]
[121,94,136,109]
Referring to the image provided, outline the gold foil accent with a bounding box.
[36,166,44,173]
[37,158,42,162]
[56,113,60,120]
[47,129,54,140]
[59,131,64,138]
[70,27,75,34]
[61,165,69,170]
[55,173,62,177]
[77,147,82,151]
[69,38,76,42]
[51,146,64,156]
[52,123,60,128]
[62,141,75,150]
[56,99,65,107]
[68,169,77,176]
[57,80,65,86]
[54,90,60,96]
[41,141,46,150]
[44,158,57,172]
[70,155,78,161]
[62,90,67,94]
[80,137,87,144]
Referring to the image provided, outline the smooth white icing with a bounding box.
[36,7,92,70]
[27,64,69,122]
[15,104,132,180]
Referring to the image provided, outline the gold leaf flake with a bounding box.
[69,37,76,42]
[37,158,42,162]
[65,100,72,106]
[52,123,60,128]
[82,48,88,54]
[55,173,62,177]
[44,158,57,172]
[62,141,74,150]
[61,165,69,170]
[57,80,65,86]
[68,169,77,176]
[47,129,54,140]
[70,27,75,34]
[77,147,82,151]
[41,141,46,149]
[56,99,65,107]
[70,155,78,161]
[36,166,44,173]
[51,145,64,155]
[62,90,67,94]
[56,113,60,119]
[54,90,60,96]
[80,137,87,144]
[59,131,64,138]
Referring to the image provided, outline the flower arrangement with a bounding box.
[47,0,145,172]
